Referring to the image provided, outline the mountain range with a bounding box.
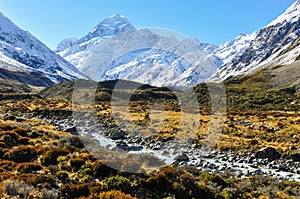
[0,0,300,89]
[55,14,221,88]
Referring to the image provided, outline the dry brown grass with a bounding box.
[1,96,300,154]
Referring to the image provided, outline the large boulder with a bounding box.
[254,147,280,160]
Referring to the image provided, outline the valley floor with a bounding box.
[0,93,300,198]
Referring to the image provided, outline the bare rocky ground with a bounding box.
[15,110,300,183]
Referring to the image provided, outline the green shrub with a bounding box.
[172,182,189,199]
[0,160,16,172]
[0,123,14,131]
[70,157,85,171]
[40,148,69,166]
[144,173,172,194]
[199,173,230,188]
[103,175,131,193]
[88,182,102,195]
[1,131,20,147]
[4,115,16,121]
[56,170,69,181]
[60,183,90,199]
[17,137,30,145]
[58,135,84,148]
[14,128,29,137]
[34,174,57,188]
[92,160,118,179]
[83,167,92,175]
[98,190,137,199]
[218,190,233,199]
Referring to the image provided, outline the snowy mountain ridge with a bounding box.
[209,0,300,82]
[214,32,257,65]
[266,0,300,27]
[0,11,86,85]
[56,15,222,88]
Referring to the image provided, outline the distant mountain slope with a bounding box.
[0,12,87,86]
[40,65,300,112]
[191,68,300,111]
[0,68,53,87]
[214,32,257,65]
[209,0,300,82]
[40,79,179,102]
[0,77,32,93]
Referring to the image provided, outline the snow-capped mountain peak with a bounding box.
[56,14,136,63]
[81,14,135,42]
[214,32,257,65]
[0,12,20,33]
[267,0,300,27]
[56,38,79,52]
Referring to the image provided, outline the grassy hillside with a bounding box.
[0,78,32,93]
[191,69,300,111]
[40,68,300,112]
[40,79,180,103]
[0,68,54,87]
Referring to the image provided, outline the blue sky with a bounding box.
[0,0,296,49]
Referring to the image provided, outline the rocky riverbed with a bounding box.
[15,111,300,182]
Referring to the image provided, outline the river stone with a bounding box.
[130,145,143,151]
[175,154,189,162]
[111,132,126,140]
[116,142,130,151]
[64,126,78,135]
[254,147,281,160]
[289,146,296,150]
[254,169,264,175]
[278,164,289,171]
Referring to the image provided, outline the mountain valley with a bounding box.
[0,1,300,198]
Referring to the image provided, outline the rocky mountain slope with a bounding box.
[0,12,86,86]
[214,32,257,65]
[209,0,300,81]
